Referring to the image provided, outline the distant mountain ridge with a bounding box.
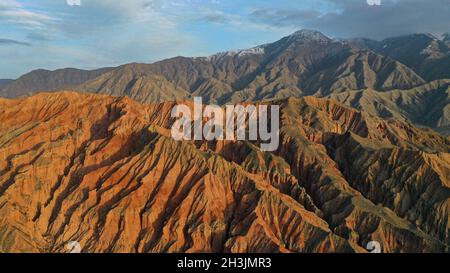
[0,67,113,98]
[1,30,450,135]
[442,33,450,43]
[1,30,438,100]
[330,79,450,135]
[77,30,427,103]
[349,33,450,81]
[0,79,12,90]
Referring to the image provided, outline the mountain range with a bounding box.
[0,92,448,252]
[1,30,449,135]
[0,79,12,90]
[350,33,450,82]
[0,67,113,98]
[0,30,449,253]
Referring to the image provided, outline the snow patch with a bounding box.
[205,46,266,60]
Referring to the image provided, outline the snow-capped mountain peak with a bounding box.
[287,29,332,43]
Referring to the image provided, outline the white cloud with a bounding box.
[0,0,199,78]
[0,0,56,29]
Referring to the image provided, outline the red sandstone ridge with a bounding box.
[0,92,448,253]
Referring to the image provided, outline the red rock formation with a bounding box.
[0,92,448,253]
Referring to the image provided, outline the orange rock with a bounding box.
[0,92,448,253]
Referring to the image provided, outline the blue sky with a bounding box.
[1,0,449,79]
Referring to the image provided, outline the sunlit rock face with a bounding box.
[0,92,448,253]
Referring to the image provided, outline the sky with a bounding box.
[0,0,449,79]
